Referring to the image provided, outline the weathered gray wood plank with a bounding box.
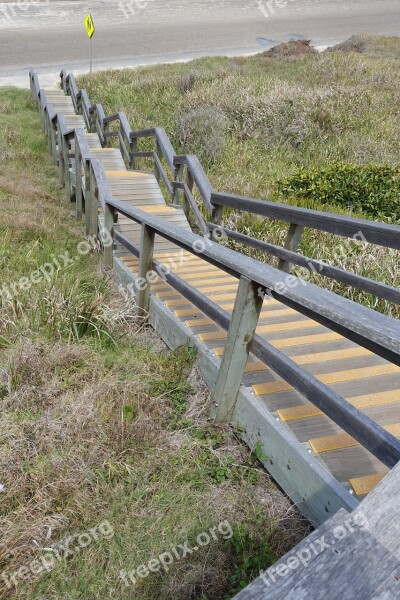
[234,462,400,599]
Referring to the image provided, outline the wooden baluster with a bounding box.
[89,167,98,239]
[137,224,155,318]
[212,276,263,423]
[130,137,138,170]
[75,136,83,219]
[278,223,304,273]
[103,203,115,268]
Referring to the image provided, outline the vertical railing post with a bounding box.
[89,167,98,239]
[173,163,184,205]
[75,135,83,219]
[104,121,110,147]
[103,202,115,269]
[154,142,162,183]
[85,163,92,235]
[182,171,194,219]
[63,134,72,200]
[84,159,91,233]
[278,223,304,273]
[137,224,155,318]
[130,137,138,169]
[57,121,65,187]
[212,276,263,424]
[49,117,57,165]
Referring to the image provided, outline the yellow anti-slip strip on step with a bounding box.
[185,308,288,330]
[309,422,400,454]
[278,389,400,422]
[157,284,239,299]
[211,332,343,357]
[244,347,371,375]
[159,274,233,292]
[200,319,320,342]
[253,363,400,395]
[153,251,193,259]
[168,292,237,307]
[131,206,177,214]
[106,170,149,177]
[176,303,235,317]
[171,292,290,309]
[172,270,229,282]
[349,472,388,496]
[185,317,215,328]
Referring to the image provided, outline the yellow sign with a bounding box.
[84,13,95,39]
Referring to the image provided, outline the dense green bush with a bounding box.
[276,163,400,219]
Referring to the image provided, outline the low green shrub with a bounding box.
[275,163,400,219]
[176,106,229,164]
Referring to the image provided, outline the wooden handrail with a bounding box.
[106,207,400,468]
[211,192,400,250]
[30,67,400,489]
[208,223,400,305]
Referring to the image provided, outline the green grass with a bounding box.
[0,89,309,599]
[78,34,400,318]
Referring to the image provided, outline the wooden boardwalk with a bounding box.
[30,72,400,528]
[235,459,400,599]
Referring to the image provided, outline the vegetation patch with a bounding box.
[275,163,400,219]
[0,88,309,599]
[79,35,400,317]
[262,39,317,59]
[328,34,400,58]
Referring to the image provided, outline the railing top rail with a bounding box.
[66,73,79,100]
[104,194,400,363]
[154,128,176,171]
[59,68,399,247]
[113,225,400,470]
[29,69,40,98]
[209,222,400,305]
[211,192,400,250]
[75,128,91,161]
[103,111,132,141]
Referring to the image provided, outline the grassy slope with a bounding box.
[78,35,400,318]
[0,91,309,599]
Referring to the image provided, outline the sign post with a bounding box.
[84,13,95,74]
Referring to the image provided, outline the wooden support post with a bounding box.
[103,202,115,269]
[182,171,194,219]
[154,142,162,183]
[104,121,110,147]
[173,163,185,205]
[212,205,224,225]
[41,104,46,134]
[130,137,138,169]
[212,276,263,424]
[50,119,57,165]
[75,138,83,220]
[63,136,72,201]
[137,224,155,318]
[57,127,65,187]
[46,112,53,157]
[84,159,90,232]
[278,223,304,273]
[89,168,98,239]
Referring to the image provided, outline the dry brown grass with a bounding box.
[0,83,311,600]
